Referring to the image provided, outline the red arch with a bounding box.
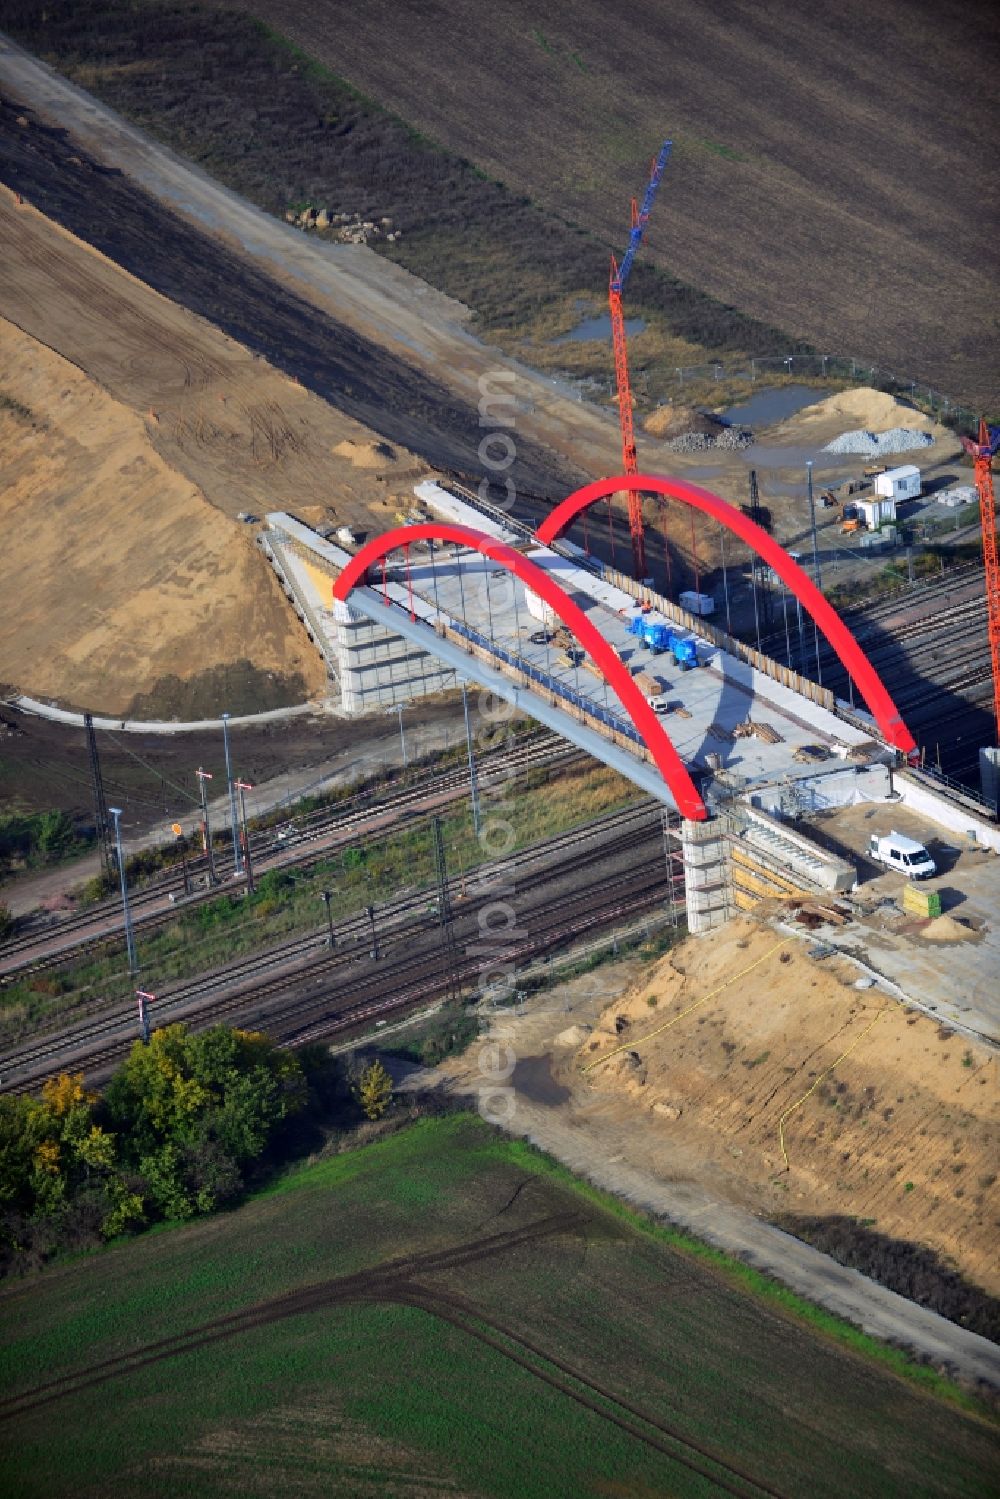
[333,522,708,819]
[538,474,917,756]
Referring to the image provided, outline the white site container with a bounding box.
[679,590,715,617]
[874,464,921,504]
[856,494,896,529]
[335,526,356,547]
[767,551,801,587]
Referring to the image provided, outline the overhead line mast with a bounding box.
[960,418,1000,742]
[609,139,672,580]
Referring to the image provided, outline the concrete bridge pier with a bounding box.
[681,818,732,935]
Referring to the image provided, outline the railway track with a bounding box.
[1,728,586,978]
[4,871,666,1092]
[1,807,668,1091]
[758,567,993,781]
[5,801,663,1047]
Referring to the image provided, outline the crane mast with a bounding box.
[609,140,672,580]
[960,417,1000,743]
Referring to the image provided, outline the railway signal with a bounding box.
[319,890,335,948]
[135,990,155,1045]
[234,779,255,895]
[171,822,191,895]
[195,768,218,885]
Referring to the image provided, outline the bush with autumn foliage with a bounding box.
[0,1024,306,1273]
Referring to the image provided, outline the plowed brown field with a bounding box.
[247,0,999,407]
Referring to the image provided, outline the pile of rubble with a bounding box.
[822,426,933,456]
[662,425,753,453]
[285,207,402,244]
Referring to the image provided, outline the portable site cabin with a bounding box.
[855,494,897,529]
[679,589,715,617]
[767,551,801,587]
[874,465,922,504]
[855,494,896,528]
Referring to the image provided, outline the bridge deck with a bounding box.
[263,496,884,812]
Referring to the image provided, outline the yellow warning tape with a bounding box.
[777,999,900,1170]
[580,937,792,1075]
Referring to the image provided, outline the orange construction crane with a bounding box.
[960,418,1000,743]
[609,141,671,580]
[608,253,643,576]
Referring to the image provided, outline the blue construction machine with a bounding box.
[626,612,699,670]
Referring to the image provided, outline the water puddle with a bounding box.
[555,312,647,344]
[738,443,847,471]
[511,1054,571,1105]
[722,383,827,428]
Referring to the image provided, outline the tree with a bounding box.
[0,1027,307,1271]
[0,902,14,942]
[104,1024,306,1220]
[0,1074,133,1261]
[0,1094,57,1218]
[356,1059,393,1121]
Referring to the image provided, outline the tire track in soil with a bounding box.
[397,1287,787,1499]
[0,1213,587,1414]
[1,1207,784,1497]
[0,97,572,499]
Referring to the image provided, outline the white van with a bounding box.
[869,832,936,880]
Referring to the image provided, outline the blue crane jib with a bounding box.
[613,139,672,295]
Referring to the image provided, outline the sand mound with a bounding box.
[333,438,397,468]
[920,914,976,943]
[793,386,933,434]
[0,319,321,713]
[644,404,720,440]
[554,1024,592,1048]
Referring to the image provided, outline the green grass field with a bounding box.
[1,1116,996,1497]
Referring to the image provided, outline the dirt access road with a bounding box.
[0,37,609,495]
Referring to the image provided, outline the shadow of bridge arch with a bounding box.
[332,520,708,818]
[537,475,917,757]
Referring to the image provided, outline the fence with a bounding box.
[655,353,978,431]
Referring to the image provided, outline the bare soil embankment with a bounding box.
[576,918,999,1295]
[0,314,319,713]
[0,91,573,497]
[0,188,463,715]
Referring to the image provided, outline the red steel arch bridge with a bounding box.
[328,473,916,825]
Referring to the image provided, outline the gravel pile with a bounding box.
[664,426,754,454]
[822,427,934,456]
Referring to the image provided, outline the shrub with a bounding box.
[778,1213,1000,1342]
